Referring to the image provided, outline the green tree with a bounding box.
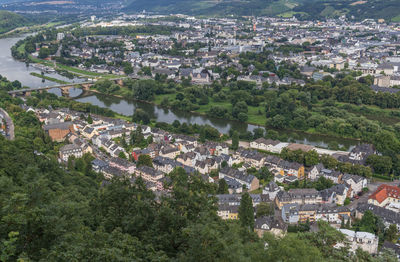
[238,192,254,229]
[141,66,152,76]
[385,224,398,243]
[123,63,133,75]
[366,155,392,175]
[87,114,93,124]
[231,131,239,150]
[305,150,319,167]
[118,151,127,159]
[256,202,274,217]
[137,154,153,167]
[217,179,229,194]
[132,108,150,125]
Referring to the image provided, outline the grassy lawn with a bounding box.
[112,86,132,97]
[196,101,232,114]
[247,105,266,126]
[57,64,104,77]
[16,43,25,55]
[154,93,177,104]
[28,55,53,66]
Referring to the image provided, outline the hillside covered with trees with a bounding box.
[0,10,27,34]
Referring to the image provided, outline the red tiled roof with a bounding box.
[369,184,400,204]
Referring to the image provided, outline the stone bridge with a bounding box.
[8,77,130,97]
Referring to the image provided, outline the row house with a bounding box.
[235,149,266,169]
[93,136,126,158]
[135,165,164,191]
[223,177,243,193]
[194,158,219,174]
[102,166,127,180]
[219,167,259,191]
[68,134,93,155]
[265,155,305,179]
[321,168,342,184]
[249,138,281,152]
[152,156,196,174]
[177,141,196,153]
[203,141,229,156]
[109,157,136,174]
[107,128,131,139]
[173,134,198,147]
[356,203,400,231]
[282,203,350,224]
[309,164,367,196]
[59,144,83,161]
[159,145,180,159]
[217,204,239,220]
[91,158,109,172]
[176,152,198,167]
[194,146,212,161]
[275,188,323,209]
[216,194,271,208]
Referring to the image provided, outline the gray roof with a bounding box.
[43,121,73,131]
[220,167,256,184]
[254,216,287,231]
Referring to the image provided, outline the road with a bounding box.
[0,108,14,140]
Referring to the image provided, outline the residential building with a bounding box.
[219,167,259,191]
[337,229,378,254]
[59,144,82,161]
[254,216,287,237]
[368,184,400,208]
[43,122,75,142]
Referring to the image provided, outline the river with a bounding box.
[0,34,358,150]
[76,92,358,150]
[0,34,84,91]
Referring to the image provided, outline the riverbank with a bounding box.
[30,72,69,84]
[80,88,360,150]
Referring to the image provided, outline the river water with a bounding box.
[0,35,83,91]
[76,92,358,150]
[0,34,358,150]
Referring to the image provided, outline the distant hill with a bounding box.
[0,0,399,21]
[124,0,400,21]
[0,10,27,34]
[293,0,400,21]
[125,0,298,16]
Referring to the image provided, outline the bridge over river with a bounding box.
[8,75,149,97]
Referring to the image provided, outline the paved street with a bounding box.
[0,108,14,140]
